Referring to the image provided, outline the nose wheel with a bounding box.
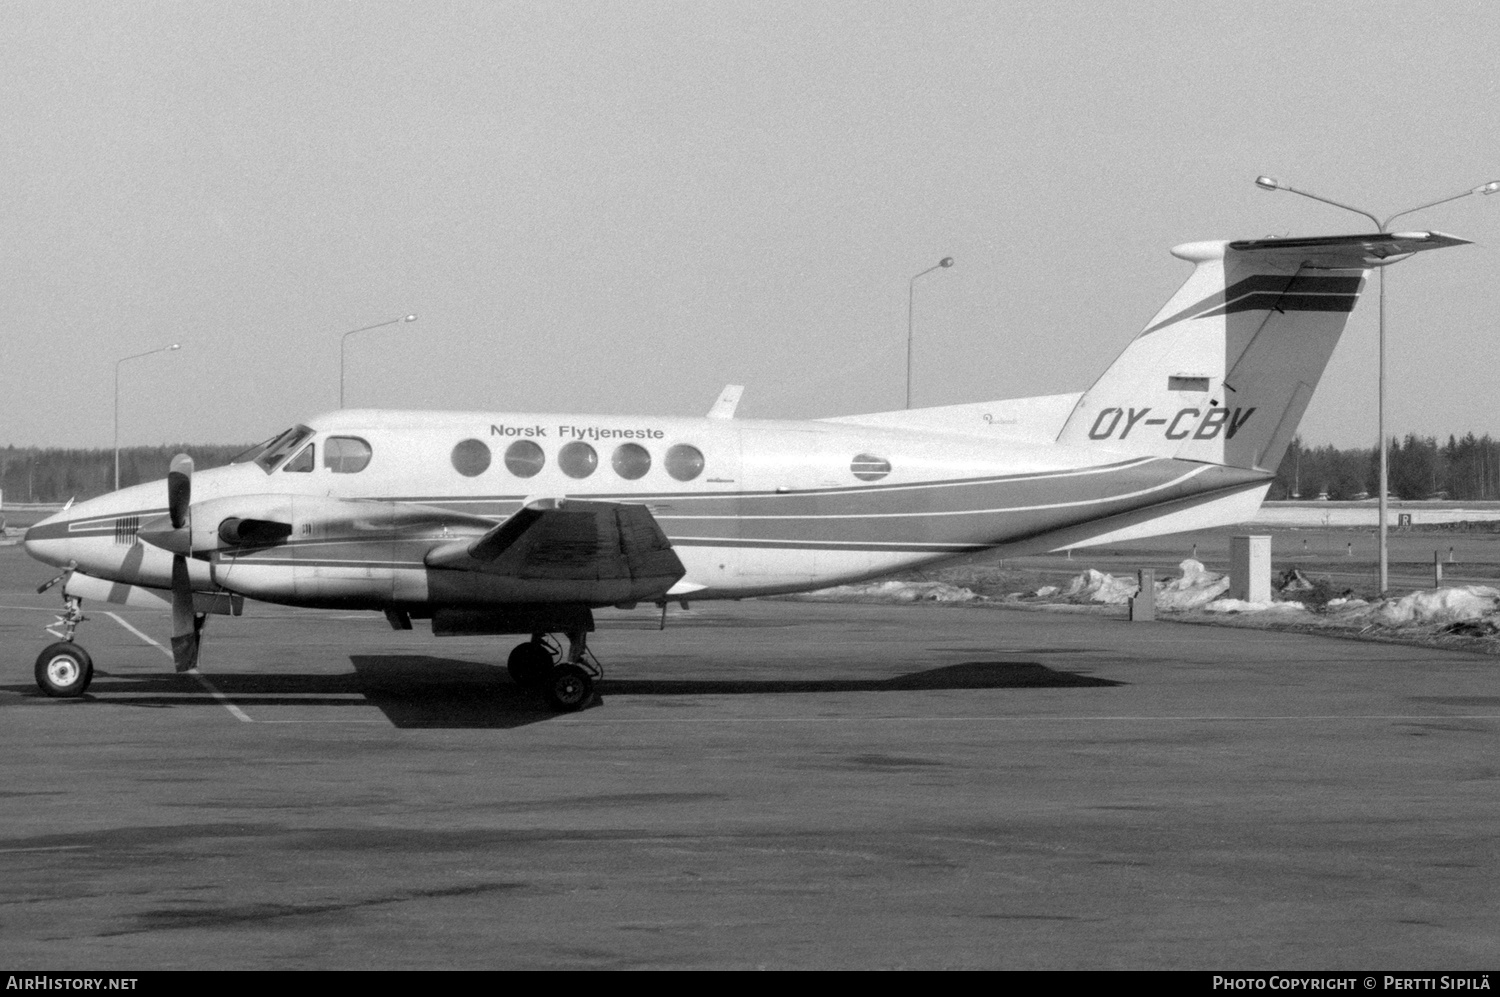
[35,641,94,698]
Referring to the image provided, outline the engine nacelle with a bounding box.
[138,494,298,555]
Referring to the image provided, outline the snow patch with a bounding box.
[1362,586,1500,626]
[1155,559,1231,610]
[792,580,982,604]
[1205,599,1307,614]
[1063,568,1137,604]
[1058,559,1228,608]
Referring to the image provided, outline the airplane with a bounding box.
[22,230,1469,711]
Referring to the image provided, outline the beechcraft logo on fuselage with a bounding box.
[1087,406,1255,441]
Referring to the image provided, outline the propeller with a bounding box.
[166,454,202,672]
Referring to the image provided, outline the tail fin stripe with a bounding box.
[1203,292,1359,317]
[1142,273,1365,336]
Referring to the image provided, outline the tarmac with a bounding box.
[1,544,1497,970]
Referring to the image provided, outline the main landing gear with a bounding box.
[34,576,93,698]
[507,631,599,712]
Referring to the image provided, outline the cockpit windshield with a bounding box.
[237,426,315,474]
[230,435,277,466]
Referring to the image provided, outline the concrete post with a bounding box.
[1130,569,1156,622]
[1434,550,1443,588]
[1230,535,1272,603]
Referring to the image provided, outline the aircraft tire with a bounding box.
[35,642,94,698]
[507,641,554,687]
[543,664,594,712]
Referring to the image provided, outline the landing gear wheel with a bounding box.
[507,640,555,687]
[543,664,594,712]
[35,642,93,698]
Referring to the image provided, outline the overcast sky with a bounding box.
[4,1,1497,449]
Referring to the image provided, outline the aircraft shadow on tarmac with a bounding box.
[8,656,1121,730]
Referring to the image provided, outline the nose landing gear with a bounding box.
[35,584,93,697]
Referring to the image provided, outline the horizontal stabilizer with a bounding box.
[1224,230,1470,268]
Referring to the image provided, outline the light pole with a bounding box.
[907,257,953,409]
[114,344,181,491]
[1254,176,1500,593]
[340,314,417,408]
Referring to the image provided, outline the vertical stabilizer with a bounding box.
[1056,232,1469,471]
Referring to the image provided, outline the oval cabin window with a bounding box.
[323,437,372,474]
[451,439,491,477]
[612,443,651,480]
[559,441,598,479]
[504,440,545,478]
[664,444,705,482]
[850,453,891,482]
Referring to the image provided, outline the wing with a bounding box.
[424,498,686,603]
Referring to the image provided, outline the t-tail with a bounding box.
[1056,232,1470,471]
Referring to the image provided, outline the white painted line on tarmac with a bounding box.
[104,611,254,724]
[104,611,171,658]
[558,713,1500,724]
[254,719,387,724]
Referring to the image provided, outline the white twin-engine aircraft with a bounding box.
[25,231,1468,710]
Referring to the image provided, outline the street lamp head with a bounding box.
[1254,176,1283,192]
[939,257,954,268]
[168,343,180,351]
[403,314,418,322]
[1475,181,1500,196]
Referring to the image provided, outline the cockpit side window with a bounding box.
[253,426,315,473]
[324,437,373,473]
[282,444,315,473]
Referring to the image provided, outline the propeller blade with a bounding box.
[170,555,200,672]
[167,455,200,672]
[168,454,193,531]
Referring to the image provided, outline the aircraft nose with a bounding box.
[23,509,75,568]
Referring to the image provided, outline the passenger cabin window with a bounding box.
[664,444,705,482]
[612,443,651,480]
[505,440,545,478]
[559,442,597,479]
[249,425,314,473]
[324,437,373,473]
[283,444,315,473]
[451,439,491,477]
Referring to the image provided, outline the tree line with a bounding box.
[1273,434,1500,501]
[1,445,251,504]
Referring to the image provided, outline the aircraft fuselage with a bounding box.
[24,407,1269,613]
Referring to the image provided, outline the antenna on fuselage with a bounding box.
[707,385,744,419]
